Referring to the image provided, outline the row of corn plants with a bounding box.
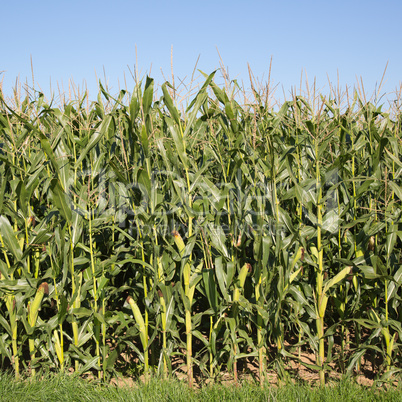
[0,73,401,386]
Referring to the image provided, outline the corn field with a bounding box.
[0,72,401,386]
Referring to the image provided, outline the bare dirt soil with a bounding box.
[109,347,394,389]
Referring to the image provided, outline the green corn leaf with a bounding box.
[140,124,149,158]
[388,181,402,201]
[186,70,216,112]
[215,257,229,301]
[50,179,72,224]
[75,115,114,167]
[162,82,180,125]
[202,268,218,313]
[385,227,397,257]
[142,76,154,117]
[129,89,140,123]
[77,356,100,375]
[208,224,229,259]
[29,282,48,326]
[16,181,29,217]
[39,133,60,177]
[165,116,188,169]
[323,266,352,294]
[0,215,23,262]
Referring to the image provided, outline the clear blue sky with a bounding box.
[1,0,401,105]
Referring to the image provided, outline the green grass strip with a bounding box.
[0,372,401,402]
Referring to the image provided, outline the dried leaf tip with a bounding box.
[39,282,49,295]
